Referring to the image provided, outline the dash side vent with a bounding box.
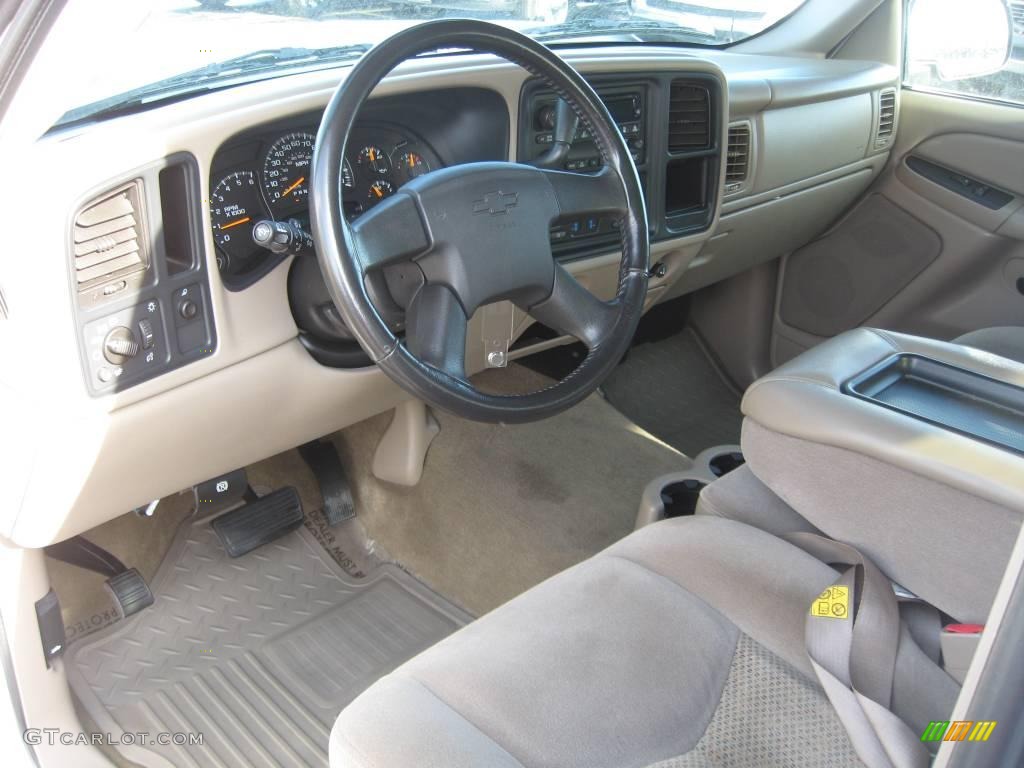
[0,284,8,320]
[668,81,710,151]
[725,123,751,190]
[877,90,896,141]
[73,181,147,292]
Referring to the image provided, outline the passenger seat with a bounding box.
[954,326,1024,364]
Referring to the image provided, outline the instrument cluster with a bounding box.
[209,123,441,287]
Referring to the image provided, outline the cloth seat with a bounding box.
[954,326,1024,364]
[330,516,956,768]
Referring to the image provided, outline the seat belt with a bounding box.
[785,533,930,768]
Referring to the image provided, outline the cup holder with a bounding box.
[660,479,707,518]
[709,451,745,478]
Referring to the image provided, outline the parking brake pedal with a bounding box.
[104,568,155,619]
[211,486,304,558]
[45,536,155,619]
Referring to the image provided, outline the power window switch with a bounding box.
[138,318,155,350]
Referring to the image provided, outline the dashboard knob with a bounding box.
[103,326,139,364]
[536,104,557,131]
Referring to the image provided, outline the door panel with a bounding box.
[772,89,1024,366]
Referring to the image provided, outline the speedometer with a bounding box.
[263,132,314,208]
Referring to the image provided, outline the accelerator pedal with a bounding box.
[211,486,304,558]
[104,568,154,619]
[298,439,355,526]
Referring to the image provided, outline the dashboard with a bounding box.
[4,45,900,547]
[208,87,508,290]
[211,123,440,285]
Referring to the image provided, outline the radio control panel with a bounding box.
[524,88,647,171]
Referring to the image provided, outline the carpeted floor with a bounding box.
[602,328,744,456]
[331,364,688,616]
[50,364,690,637]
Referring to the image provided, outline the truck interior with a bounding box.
[1,0,1023,766]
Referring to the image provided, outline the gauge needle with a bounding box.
[219,216,251,231]
[372,185,383,199]
[281,176,305,197]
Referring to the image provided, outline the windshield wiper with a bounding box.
[53,44,373,131]
[527,18,718,46]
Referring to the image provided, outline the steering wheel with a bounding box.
[310,19,649,423]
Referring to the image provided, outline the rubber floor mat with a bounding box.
[602,328,743,457]
[67,516,471,768]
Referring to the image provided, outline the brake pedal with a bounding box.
[211,486,304,557]
[104,568,154,619]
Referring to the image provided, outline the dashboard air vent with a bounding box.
[668,81,710,151]
[877,90,896,140]
[0,284,7,320]
[725,123,751,188]
[73,181,147,290]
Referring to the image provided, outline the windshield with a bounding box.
[49,0,806,129]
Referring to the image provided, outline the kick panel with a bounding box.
[779,194,940,338]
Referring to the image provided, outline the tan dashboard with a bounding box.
[0,46,897,546]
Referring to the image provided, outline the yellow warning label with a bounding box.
[811,586,849,619]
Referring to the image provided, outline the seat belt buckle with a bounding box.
[940,624,984,685]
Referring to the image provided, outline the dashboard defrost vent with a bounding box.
[725,123,751,190]
[668,81,710,151]
[877,90,896,141]
[73,180,147,293]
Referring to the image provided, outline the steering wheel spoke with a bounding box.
[527,265,617,350]
[541,165,628,222]
[349,192,431,274]
[405,283,468,381]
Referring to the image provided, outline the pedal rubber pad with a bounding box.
[105,568,154,619]
[211,486,304,558]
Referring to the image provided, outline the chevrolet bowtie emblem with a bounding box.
[472,190,518,215]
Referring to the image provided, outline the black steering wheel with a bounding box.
[310,19,649,423]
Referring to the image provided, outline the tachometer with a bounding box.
[211,171,263,264]
[263,132,314,208]
[343,158,355,190]
[357,145,391,176]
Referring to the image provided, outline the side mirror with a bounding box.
[906,0,1012,81]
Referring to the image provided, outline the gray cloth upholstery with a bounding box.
[955,326,1024,364]
[742,418,1019,624]
[646,634,864,767]
[331,517,955,768]
[697,464,820,537]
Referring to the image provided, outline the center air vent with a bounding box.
[73,181,148,299]
[668,81,710,151]
[725,123,751,190]
[877,90,896,142]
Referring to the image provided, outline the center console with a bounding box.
[518,72,723,262]
[739,328,1024,624]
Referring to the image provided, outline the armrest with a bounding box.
[742,327,1024,514]
[740,327,1024,623]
